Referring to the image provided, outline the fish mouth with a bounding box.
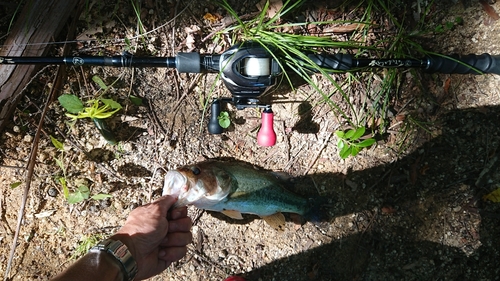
[163,170,187,197]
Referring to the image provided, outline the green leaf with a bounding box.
[91,193,113,200]
[350,146,361,157]
[67,192,85,204]
[92,75,108,90]
[59,177,69,199]
[93,118,117,145]
[337,139,345,150]
[10,182,22,189]
[339,145,351,159]
[335,130,345,138]
[50,135,64,151]
[483,187,500,202]
[357,138,376,148]
[218,111,231,129]
[100,99,122,109]
[54,158,64,170]
[58,94,84,114]
[351,127,366,141]
[67,186,90,204]
[344,129,356,139]
[77,185,90,200]
[129,95,143,106]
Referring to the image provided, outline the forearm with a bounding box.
[50,251,123,281]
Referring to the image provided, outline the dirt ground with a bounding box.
[1,0,500,280]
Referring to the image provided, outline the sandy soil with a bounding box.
[1,0,500,280]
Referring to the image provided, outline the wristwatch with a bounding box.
[90,239,138,281]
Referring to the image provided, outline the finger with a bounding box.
[160,231,193,247]
[168,217,192,233]
[158,246,187,263]
[152,195,178,217]
[152,258,171,277]
[168,206,188,220]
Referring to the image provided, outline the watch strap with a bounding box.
[90,239,138,281]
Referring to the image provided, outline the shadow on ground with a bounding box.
[243,105,500,280]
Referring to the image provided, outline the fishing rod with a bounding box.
[2,41,499,146]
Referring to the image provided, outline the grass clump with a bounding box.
[215,0,431,157]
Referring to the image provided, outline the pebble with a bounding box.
[47,187,58,197]
[23,134,33,143]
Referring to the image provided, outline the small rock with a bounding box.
[47,187,58,197]
[219,249,228,258]
[23,134,33,143]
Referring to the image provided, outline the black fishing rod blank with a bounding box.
[2,41,499,146]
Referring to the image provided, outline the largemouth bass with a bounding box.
[162,160,317,230]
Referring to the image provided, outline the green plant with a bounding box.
[51,135,70,199]
[71,233,106,259]
[434,17,463,33]
[336,127,376,159]
[59,95,122,120]
[219,0,377,124]
[50,136,112,204]
[58,94,121,144]
[214,0,440,157]
[218,111,231,128]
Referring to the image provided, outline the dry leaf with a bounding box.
[203,12,221,23]
[184,25,201,51]
[256,0,283,19]
[34,210,56,218]
[483,187,500,202]
[443,77,451,96]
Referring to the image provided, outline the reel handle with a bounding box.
[257,107,276,147]
[208,100,223,134]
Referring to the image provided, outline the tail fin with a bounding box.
[304,196,331,223]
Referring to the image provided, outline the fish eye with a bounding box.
[191,167,201,175]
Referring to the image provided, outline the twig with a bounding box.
[303,121,333,175]
[4,63,63,281]
[145,97,168,136]
[172,73,202,112]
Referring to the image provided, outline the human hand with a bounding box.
[111,195,192,280]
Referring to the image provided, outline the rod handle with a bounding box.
[307,53,353,71]
[426,54,500,75]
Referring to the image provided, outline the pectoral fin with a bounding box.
[221,210,244,220]
[262,212,286,232]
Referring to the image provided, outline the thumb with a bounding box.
[153,195,178,217]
